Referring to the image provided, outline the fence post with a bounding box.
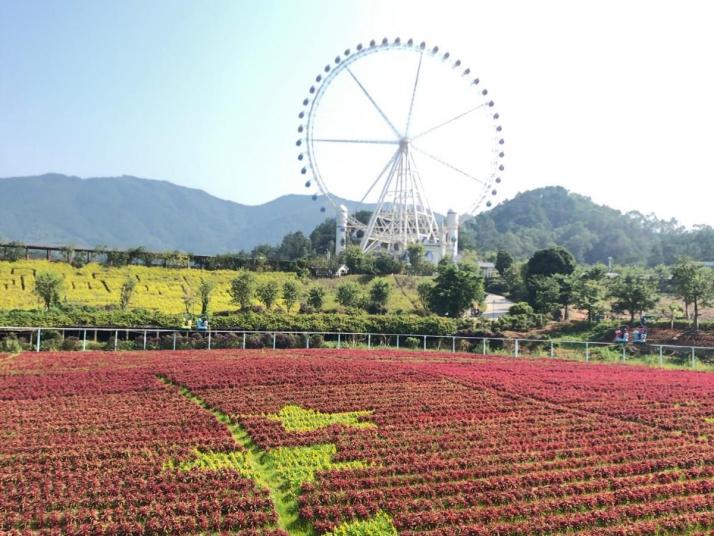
[585,342,590,362]
[658,345,663,366]
[396,335,400,349]
[82,329,87,351]
[207,330,211,350]
[337,333,341,349]
[691,347,696,368]
[36,328,41,352]
[423,335,427,351]
[143,330,147,351]
[272,333,276,351]
[114,330,118,352]
[242,332,246,350]
[621,344,626,362]
[514,339,519,357]
[173,332,177,351]
[368,333,371,349]
[482,338,487,355]
[452,336,456,353]
[550,341,555,358]
[306,333,310,349]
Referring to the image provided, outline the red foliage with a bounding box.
[3,349,714,534]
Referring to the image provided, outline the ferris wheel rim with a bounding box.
[297,37,505,219]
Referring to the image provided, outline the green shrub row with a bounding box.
[0,308,474,336]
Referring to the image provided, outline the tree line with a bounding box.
[492,247,714,330]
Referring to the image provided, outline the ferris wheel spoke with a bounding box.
[313,138,399,145]
[404,52,423,136]
[411,144,487,186]
[359,147,402,204]
[411,102,488,141]
[346,67,402,139]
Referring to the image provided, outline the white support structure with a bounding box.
[335,204,348,255]
[359,140,440,256]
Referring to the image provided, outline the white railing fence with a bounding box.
[0,326,712,369]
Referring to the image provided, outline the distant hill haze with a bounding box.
[1,174,712,264]
[0,174,370,255]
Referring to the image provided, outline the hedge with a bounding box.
[0,308,473,336]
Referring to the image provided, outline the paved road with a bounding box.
[482,293,514,320]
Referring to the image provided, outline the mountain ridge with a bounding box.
[1,174,712,264]
[0,173,370,254]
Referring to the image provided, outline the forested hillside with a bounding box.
[460,186,714,264]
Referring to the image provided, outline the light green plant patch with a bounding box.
[165,448,257,478]
[704,417,714,424]
[158,376,383,536]
[266,443,367,500]
[325,512,398,536]
[265,405,375,432]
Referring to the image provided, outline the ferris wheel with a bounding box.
[296,37,504,259]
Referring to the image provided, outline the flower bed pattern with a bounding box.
[2,349,714,535]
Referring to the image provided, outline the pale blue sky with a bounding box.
[1,1,713,225]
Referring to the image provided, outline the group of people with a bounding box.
[180,316,210,331]
[614,326,648,344]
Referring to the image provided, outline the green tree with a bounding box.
[342,246,372,274]
[407,243,425,274]
[502,263,526,301]
[307,287,326,310]
[552,273,576,321]
[528,275,562,317]
[2,241,25,262]
[609,268,659,324]
[105,249,130,266]
[60,246,76,264]
[250,244,277,269]
[33,271,64,310]
[119,276,137,311]
[525,247,577,315]
[309,218,336,255]
[230,271,255,310]
[495,250,514,277]
[336,281,362,308]
[671,258,714,330]
[373,253,403,275]
[368,278,391,314]
[278,231,312,261]
[198,279,216,316]
[256,280,280,310]
[416,281,434,313]
[525,247,576,279]
[572,273,607,323]
[427,263,485,317]
[282,280,300,313]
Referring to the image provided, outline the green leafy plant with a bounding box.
[256,280,280,310]
[282,280,300,313]
[230,271,255,310]
[119,276,137,311]
[33,271,64,310]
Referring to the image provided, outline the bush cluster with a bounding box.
[0,308,476,336]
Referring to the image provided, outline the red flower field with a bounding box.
[2,349,714,535]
